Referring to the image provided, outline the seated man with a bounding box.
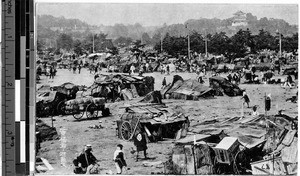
[73,144,100,174]
[282,74,294,88]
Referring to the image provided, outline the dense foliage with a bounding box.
[154,29,298,58]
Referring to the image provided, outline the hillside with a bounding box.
[37,13,298,48]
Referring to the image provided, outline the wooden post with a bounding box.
[51,116,54,128]
[241,101,244,118]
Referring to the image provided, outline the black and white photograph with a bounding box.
[34,1,298,175]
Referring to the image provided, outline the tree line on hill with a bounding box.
[37,14,298,58]
[38,28,298,60]
[155,29,298,59]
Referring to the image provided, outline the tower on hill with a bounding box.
[232,11,248,27]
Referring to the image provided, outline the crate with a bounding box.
[213,137,240,164]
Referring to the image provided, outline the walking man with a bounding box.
[241,91,250,108]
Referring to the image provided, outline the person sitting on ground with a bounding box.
[241,91,250,108]
[282,74,294,88]
[73,144,100,174]
[232,72,239,84]
[227,73,232,83]
[198,71,204,83]
[113,144,127,174]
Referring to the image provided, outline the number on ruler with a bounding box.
[6,82,13,87]
[10,137,14,147]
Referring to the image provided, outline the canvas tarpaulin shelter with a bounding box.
[117,104,189,141]
[162,75,214,100]
[82,74,154,101]
[209,76,243,96]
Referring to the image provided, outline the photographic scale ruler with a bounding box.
[2,0,36,175]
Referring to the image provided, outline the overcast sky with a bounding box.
[37,3,298,26]
[36,3,298,26]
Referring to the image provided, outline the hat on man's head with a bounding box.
[85,144,92,151]
[117,144,123,149]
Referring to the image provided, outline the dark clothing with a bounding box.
[162,78,166,86]
[115,151,127,168]
[134,133,147,152]
[227,74,232,83]
[78,65,81,74]
[73,151,97,169]
[287,75,293,84]
[243,95,250,103]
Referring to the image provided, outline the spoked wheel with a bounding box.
[72,105,84,120]
[86,103,98,118]
[56,101,66,115]
[120,121,132,141]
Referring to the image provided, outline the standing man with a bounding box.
[113,144,127,174]
[162,77,167,89]
[241,91,250,108]
[133,129,148,162]
[78,64,82,74]
[73,64,77,74]
[130,64,135,75]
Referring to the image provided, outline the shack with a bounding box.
[209,76,243,96]
[167,114,298,175]
[81,74,155,102]
[162,75,215,100]
[116,104,189,142]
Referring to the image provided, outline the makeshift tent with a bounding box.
[185,113,298,175]
[162,75,214,100]
[116,105,188,141]
[140,91,163,104]
[209,76,243,96]
[82,74,154,101]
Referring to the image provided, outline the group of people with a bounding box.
[73,130,149,175]
[227,71,242,85]
[70,64,82,74]
[160,64,170,75]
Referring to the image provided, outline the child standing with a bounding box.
[113,144,127,174]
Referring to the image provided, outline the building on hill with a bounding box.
[232,11,248,27]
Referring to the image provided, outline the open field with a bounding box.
[37,68,297,175]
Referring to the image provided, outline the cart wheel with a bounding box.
[120,121,132,141]
[86,103,98,118]
[102,108,110,117]
[73,104,84,120]
[57,101,66,115]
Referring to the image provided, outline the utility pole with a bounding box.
[279,33,282,57]
[186,23,191,60]
[188,34,191,60]
[161,34,163,53]
[276,30,282,57]
[92,34,95,53]
[204,30,208,57]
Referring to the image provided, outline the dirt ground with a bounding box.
[36,68,298,175]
